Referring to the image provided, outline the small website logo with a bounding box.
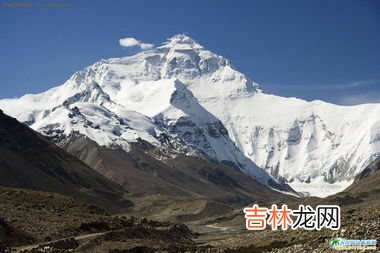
[329,238,377,250]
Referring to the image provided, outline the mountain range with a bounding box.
[1,34,379,197]
[0,109,131,212]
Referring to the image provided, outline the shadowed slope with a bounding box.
[62,134,295,206]
[0,110,132,212]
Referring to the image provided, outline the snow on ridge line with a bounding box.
[1,34,379,197]
[0,74,278,188]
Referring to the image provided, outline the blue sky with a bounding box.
[0,0,379,105]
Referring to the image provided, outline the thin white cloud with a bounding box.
[338,92,380,105]
[119,37,139,47]
[119,37,154,50]
[264,79,378,92]
[139,43,154,50]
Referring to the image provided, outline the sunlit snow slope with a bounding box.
[1,34,379,197]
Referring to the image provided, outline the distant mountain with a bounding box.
[1,34,379,196]
[346,157,380,197]
[0,110,132,212]
[311,157,380,206]
[61,133,294,205]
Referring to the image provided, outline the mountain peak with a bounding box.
[161,34,203,49]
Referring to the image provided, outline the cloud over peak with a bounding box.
[119,37,153,50]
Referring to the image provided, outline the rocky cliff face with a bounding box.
[1,34,379,196]
[0,110,132,212]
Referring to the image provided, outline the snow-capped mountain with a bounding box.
[1,34,379,197]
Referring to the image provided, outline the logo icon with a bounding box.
[329,238,341,248]
[328,238,377,250]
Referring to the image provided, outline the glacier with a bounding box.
[1,34,379,197]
